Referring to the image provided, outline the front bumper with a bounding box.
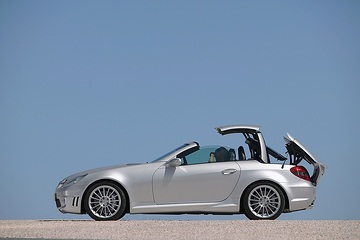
[55,188,84,214]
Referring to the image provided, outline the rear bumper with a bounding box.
[282,180,316,212]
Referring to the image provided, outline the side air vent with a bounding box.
[72,196,80,207]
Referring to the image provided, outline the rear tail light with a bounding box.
[290,166,311,181]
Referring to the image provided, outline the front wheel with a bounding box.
[84,181,127,221]
[243,182,285,220]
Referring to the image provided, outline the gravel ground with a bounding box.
[0,220,359,240]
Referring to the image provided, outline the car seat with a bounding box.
[238,146,246,160]
[229,148,236,160]
[214,147,230,162]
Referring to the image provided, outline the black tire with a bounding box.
[84,181,127,221]
[243,181,285,220]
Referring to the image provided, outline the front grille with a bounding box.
[55,194,61,208]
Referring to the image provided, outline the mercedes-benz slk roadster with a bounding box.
[55,125,325,220]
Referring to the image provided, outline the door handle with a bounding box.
[221,169,237,175]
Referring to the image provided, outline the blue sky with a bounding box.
[0,1,359,220]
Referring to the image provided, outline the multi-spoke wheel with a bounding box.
[243,182,285,220]
[84,181,127,221]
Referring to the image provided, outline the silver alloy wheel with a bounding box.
[88,185,121,219]
[247,185,281,219]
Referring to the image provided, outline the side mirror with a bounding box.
[166,158,181,167]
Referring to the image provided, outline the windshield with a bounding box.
[151,144,189,162]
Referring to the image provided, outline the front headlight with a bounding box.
[57,174,87,189]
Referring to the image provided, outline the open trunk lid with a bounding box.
[284,133,326,186]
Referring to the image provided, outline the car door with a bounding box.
[152,161,240,204]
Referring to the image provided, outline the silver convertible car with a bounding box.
[55,125,325,220]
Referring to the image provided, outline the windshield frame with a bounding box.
[151,142,199,162]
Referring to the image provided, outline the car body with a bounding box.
[55,125,326,220]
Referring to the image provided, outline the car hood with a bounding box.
[284,133,326,185]
[59,163,143,183]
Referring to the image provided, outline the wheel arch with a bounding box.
[81,179,130,214]
[239,180,290,214]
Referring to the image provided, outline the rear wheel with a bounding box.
[84,181,127,221]
[243,182,285,220]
